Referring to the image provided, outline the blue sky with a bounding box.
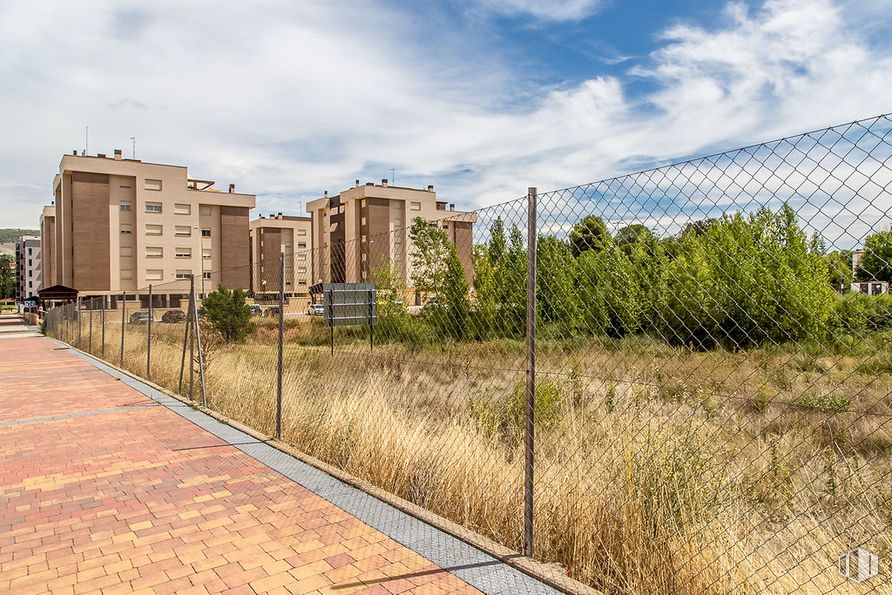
[0,0,890,230]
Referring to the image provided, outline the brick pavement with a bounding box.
[0,337,481,594]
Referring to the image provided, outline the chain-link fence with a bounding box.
[46,114,892,593]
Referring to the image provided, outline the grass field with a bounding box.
[66,314,892,593]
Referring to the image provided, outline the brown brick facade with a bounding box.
[259,227,282,292]
[70,172,111,291]
[220,206,250,289]
[40,214,56,288]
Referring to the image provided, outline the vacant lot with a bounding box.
[71,315,892,593]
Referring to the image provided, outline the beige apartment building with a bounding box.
[39,205,55,290]
[249,214,313,298]
[306,180,475,303]
[48,150,255,297]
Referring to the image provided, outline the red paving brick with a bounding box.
[0,337,480,594]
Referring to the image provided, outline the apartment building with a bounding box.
[48,150,255,297]
[249,214,313,297]
[39,205,56,290]
[14,236,41,302]
[306,180,475,303]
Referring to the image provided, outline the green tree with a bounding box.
[856,230,892,281]
[409,217,451,296]
[0,255,14,299]
[409,217,470,339]
[370,259,427,344]
[536,236,581,330]
[488,217,507,264]
[202,285,254,342]
[569,215,611,257]
[659,205,835,348]
[614,224,656,251]
[440,244,471,339]
[825,250,853,292]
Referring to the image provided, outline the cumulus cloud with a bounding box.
[0,0,888,231]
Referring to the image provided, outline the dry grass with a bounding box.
[74,317,892,593]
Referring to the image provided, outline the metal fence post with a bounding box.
[120,291,126,366]
[88,299,93,354]
[147,284,153,381]
[368,288,374,352]
[100,296,106,358]
[190,276,207,407]
[189,277,195,401]
[179,288,192,394]
[77,297,82,349]
[276,252,285,440]
[328,289,334,355]
[524,186,537,558]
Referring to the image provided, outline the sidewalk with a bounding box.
[0,337,558,594]
[0,313,41,339]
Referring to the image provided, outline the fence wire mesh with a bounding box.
[44,113,892,594]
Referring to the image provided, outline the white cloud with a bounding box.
[470,0,604,22]
[0,0,889,241]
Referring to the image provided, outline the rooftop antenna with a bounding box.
[129,136,136,159]
[84,126,89,156]
[390,168,395,186]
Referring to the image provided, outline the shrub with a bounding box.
[791,392,851,413]
[201,286,255,343]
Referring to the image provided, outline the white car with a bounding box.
[307,303,325,316]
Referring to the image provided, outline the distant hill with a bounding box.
[0,228,39,256]
[0,228,39,243]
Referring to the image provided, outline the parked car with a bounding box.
[263,305,280,317]
[307,303,325,316]
[249,304,263,316]
[161,309,186,323]
[129,310,152,324]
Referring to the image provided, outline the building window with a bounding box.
[202,272,211,280]
[174,203,191,215]
[201,228,211,238]
[202,248,211,259]
[298,266,307,274]
[121,225,133,235]
[176,270,192,280]
[146,246,163,259]
[121,246,133,257]
[297,242,307,249]
[146,269,163,281]
[145,224,163,236]
[175,225,191,237]
[297,228,307,236]
[175,247,192,259]
[120,202,132,212]
[410,201,421,211]
[145,202,162,213]
[121,269,133,280]
[28,248,32,256]
[144,178,162,191]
